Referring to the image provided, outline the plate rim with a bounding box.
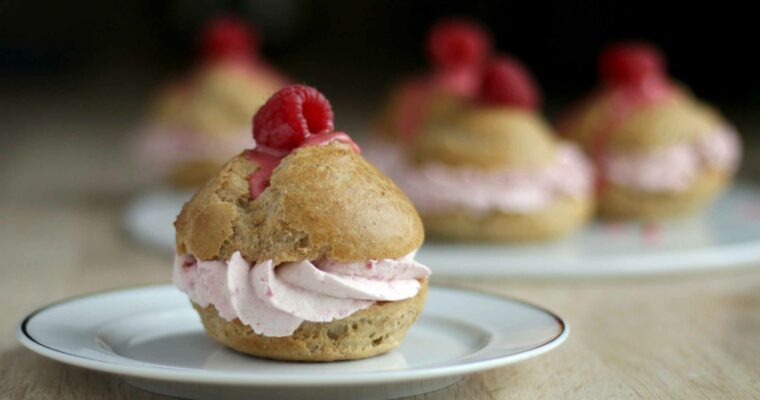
[17,283,568,386]
[420,238,760,277]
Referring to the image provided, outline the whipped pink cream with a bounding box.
[174,251,430,337]
[136,126,254,174]
[368,141,593,214]
[603,126,741,192]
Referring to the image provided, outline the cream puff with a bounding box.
[138,16,287,188]
[368,19,593,241]
[173,84,430,361]
[559,42,741,219]
[383,54,594,242]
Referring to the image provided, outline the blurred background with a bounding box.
[1,0,758,198]
[3,1,759,100]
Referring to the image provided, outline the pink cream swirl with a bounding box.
[367,141,593,214]
[173,251,430,337]
[602,126,741,192]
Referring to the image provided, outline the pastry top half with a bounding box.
[175,112,424,264]
[561,43,730,154]
[412,106,558,170]
[562,86,727,154]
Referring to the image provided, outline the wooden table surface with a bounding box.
[2,84,760,399]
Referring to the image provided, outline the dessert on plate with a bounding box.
[173,84,430,361]
[559,42,741,219]
[402,57,594,241]
[138,16,287,188]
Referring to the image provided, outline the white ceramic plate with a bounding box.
[418,183,760,277]
[123,184,760,277]
[18,285,566,400]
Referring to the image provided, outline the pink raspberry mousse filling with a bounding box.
[375,142,593,214]
[602,126,741,192]
[173,251,431,337]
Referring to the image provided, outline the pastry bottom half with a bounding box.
[599,169,730,220]
[193,280,428,361]
[421,196,593,242]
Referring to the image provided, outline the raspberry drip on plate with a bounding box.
[246,84,361,199]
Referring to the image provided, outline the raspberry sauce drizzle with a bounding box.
[245,147,284,199]
[245,133,360,199]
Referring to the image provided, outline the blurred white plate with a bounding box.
[18,285,567,400]
[123,188,193,252]
[419,183,760,277]
[124,184,760,277]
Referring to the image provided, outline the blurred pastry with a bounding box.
[559,42,741,219]
[138,16,287,188]
[385,53,594,241]
[173,84,430,361]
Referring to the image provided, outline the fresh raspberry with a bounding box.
[479,55,540,109]
[599,42,665,87]
[253,85,335,151]
[199,16,259,61]
[427,18,491,71]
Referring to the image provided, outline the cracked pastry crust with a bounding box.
[174,142,424,264]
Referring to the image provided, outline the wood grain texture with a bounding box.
[1,89,760,399]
